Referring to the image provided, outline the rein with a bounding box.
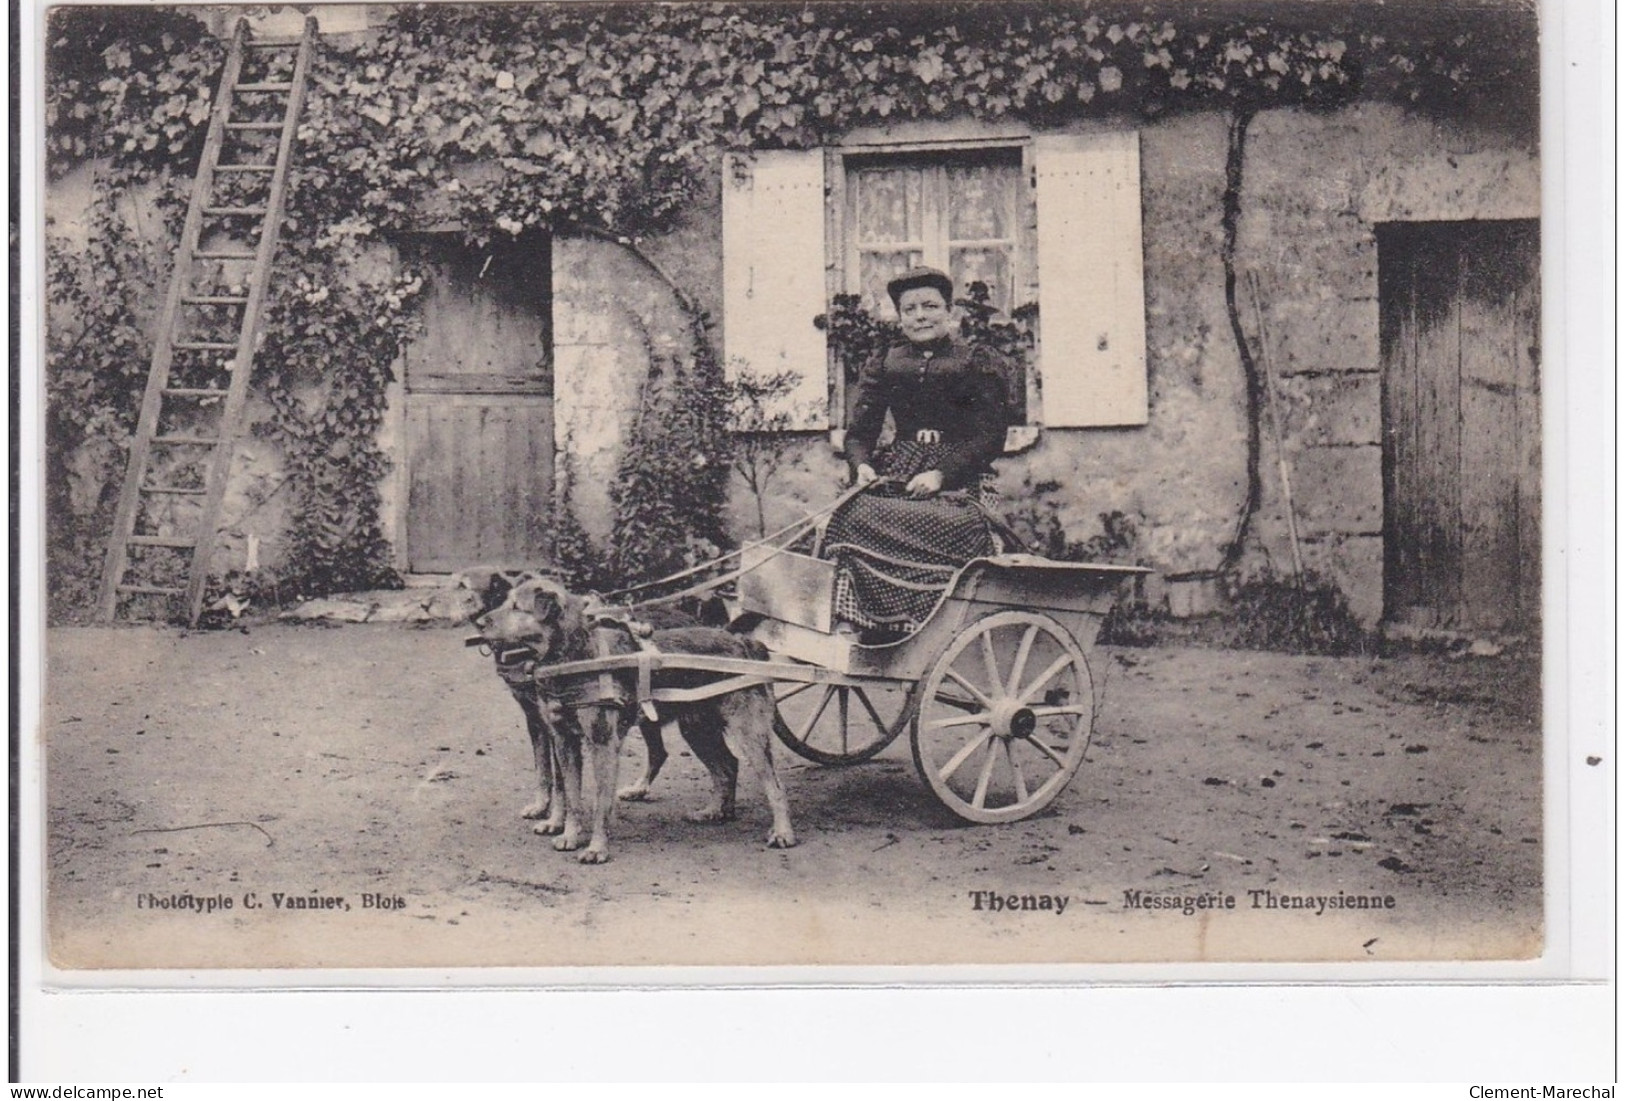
[596,481,880,609]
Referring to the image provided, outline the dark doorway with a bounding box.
[1377,219,1540,633]
[401,232,554,573]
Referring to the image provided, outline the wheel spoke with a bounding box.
[1028,738,1068,768]
[775,680,817,704]
[1006,740,1030,802]
[777,681,908,765]
[796,684,838,744]
[1030,703,1088,718]
[970,740,999,809]
[1017,652,1075,706]
[923,711,992,731]
[851,686,890,734]
[932,690,981,714]
[1006,625,1038,698]
[979,628,1004,700]
[942,667,994,710]
[937,729,993,783]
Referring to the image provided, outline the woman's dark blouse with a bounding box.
[845,335,1014,490]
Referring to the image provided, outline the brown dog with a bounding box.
[467,572,796,863]
[461,568,673,834]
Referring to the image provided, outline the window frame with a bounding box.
[842,148,1025,320]
[826,137,1042,447]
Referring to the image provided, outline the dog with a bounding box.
[460,568,674,833]
[464,570,796,863]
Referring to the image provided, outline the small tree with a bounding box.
[607,324,734,591]
[726,365,810,539]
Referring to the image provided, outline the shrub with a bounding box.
[549,443,611,593]
[1097,597,1167,647]
[1221,566,1370,655]
[1001,485,1141,566]
[814,294,898,386]
[606,327,733,594]
[44,209,166,621]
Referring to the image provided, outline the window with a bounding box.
[722,131,1148,435]
[845,148,1028,321]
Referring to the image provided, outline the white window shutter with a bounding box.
[722,150,829,430]
[1035,131,1148,427]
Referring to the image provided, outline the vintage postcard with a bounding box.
[31,0,1573,978]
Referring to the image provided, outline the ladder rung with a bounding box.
[100,14,314,627]
[151,435,221,446]
[127,536,197,548]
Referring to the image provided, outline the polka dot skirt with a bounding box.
[825,441,999,634]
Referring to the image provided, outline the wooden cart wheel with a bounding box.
[910,610,1094,824]
[774,679,915,766]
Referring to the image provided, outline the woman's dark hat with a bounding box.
[886,266,955,309]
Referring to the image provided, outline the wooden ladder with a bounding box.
[97,17,318,626]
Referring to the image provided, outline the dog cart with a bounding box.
[523,538,1145,826]
[736,548,1145,823]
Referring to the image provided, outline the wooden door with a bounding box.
[403,234,554,573]
[1378,220,1540,632]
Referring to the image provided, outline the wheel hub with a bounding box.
[989,700,1037,740]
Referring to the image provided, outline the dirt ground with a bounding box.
[42,620,1543,970]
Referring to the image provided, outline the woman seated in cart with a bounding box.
[824,266,1016,642]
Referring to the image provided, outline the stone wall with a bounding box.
[704,103,1537,625]
[47,96,1538,623]
[548,234,701,546]
[1239,103,1538,623]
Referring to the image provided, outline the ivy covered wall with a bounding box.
[43,2,1539,624]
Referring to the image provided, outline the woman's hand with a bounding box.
[905,469,944,498]
[854,463,879,488]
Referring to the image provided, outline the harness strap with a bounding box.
[588,614,663,723]
[526,626,631,711]
[636,650,657,724]
[590,625,631,713]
